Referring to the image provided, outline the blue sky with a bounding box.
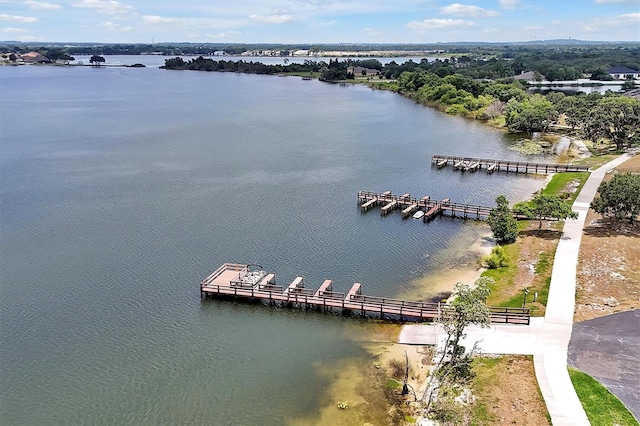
[1,0,639,43]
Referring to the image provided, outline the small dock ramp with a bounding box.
[285,276,304,293]
[424,203,442,221]
[360,197,377,212]
[401,203,419,219]
[380,200,397,216]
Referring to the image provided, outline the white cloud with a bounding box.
[98,21,132,31]
[407,18,474,30]
[0,13,38,23]
[205,31,241,39]
[249,13,296,24]
[620,12,640,20]
[1,27,28,33]
[440,3,500,17]
[24,1,62,10]
[72,0,132,15]
[499,0,521,9]
[141,15,177,24]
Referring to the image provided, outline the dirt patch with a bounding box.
[575,214,640,322]
[509,225,561,315]
[375,349,550,425]
[613,154,640,173]
[574,157,640,322]
[472,356,550,425]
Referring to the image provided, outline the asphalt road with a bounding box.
[568,309,640,421]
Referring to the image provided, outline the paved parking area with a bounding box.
[568,310,640,421]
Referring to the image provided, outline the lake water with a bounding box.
[1,63,548,424]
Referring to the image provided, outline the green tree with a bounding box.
[89,55,105,66]
[514,193,578,230]
[593,96,640,150]
[422,277,493,407]
[163,57,185,69]
[559,95,590,131]
[487,195,519,244]
[591,173,640,223]
[504,94,558,134]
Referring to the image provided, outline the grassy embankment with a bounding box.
[568,368,639,426]
[287,71,322,78]
[482,172,589,315]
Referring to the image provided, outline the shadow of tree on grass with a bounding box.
[519,229,563,240]
[583,219,640,238]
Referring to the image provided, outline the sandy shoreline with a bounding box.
[292,125,575,425]
[396,230,494,303]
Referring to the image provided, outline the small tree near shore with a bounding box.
[421,277,493,412]
[591,173,640,223]
[90,55,105,66]
[487,195,518,244]
[514,193,578,230]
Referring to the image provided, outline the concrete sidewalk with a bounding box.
[399,153,635,425]
[535,152,633,425]
[399,317,545,355]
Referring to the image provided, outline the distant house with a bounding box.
[606,67,640,80]
[19,52,51,63]
[513,70,544,81]
[347,66,379,77]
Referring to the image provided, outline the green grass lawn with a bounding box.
[574,153,620,169]
[569,368,639,426]
[542,172,589,203]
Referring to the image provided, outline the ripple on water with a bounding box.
[1,65,550,425]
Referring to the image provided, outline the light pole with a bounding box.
[522,287,529,308]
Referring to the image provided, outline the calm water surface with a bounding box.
[1,64,547,424]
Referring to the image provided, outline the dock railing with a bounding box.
[201,264,531,325]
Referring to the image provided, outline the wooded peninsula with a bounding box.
[158,43,640,151]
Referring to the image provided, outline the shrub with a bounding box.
[483,246,509,269]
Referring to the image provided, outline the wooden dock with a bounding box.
[201,263,530,325]
[432,154,589,174]
[358,190,494,221]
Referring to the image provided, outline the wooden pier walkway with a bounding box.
[432,154,589,174]
[358,190,494,221]
[201,263,530,325]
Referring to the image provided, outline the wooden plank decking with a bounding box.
[201,263,531,325]
[358,190,557,223]
[358,190,495,221]
[432,154,589,174]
